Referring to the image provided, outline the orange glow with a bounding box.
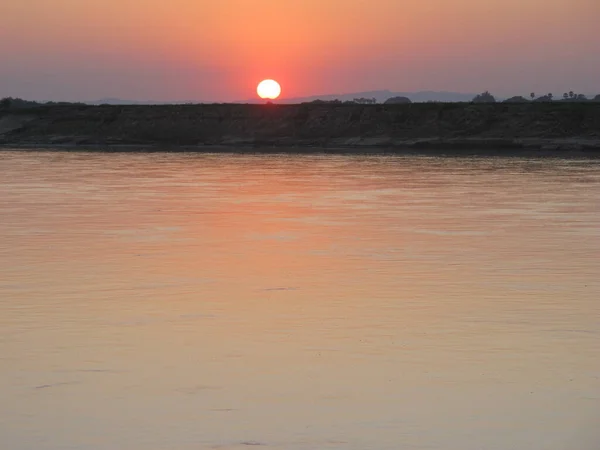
[257,79,281,99]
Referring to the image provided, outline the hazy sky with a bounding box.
[1,0,599,101]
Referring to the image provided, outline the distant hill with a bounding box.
[87,98,196,106]
[87,90,480,106]
[240,90,480,104]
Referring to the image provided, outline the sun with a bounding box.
[257,79,281,100]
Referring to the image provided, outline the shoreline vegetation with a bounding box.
[1,95,600,155]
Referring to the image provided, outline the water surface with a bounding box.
[1,151,599,450]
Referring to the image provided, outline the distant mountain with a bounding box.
[88,98,178,105]
[87,90,480,106]
[87,98,206,105]
[239,90,480,104]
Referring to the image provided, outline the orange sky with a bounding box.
[1,0,599,101]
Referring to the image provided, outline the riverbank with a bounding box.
[1,102,600,154]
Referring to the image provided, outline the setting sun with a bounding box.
[257,79,281,100]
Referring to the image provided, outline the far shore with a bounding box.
[2,102,600,156]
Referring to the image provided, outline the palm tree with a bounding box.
[563,93,569,100]
[569,91,574,98]
[530,92,535,101]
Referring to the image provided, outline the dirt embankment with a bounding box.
[1,103,600,153]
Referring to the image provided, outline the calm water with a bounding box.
[1,151,599,450]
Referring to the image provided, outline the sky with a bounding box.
[1,0,599,102]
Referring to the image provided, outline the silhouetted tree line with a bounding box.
[302,92,600,105]
[352,97,377,104]
[472,91,600,103]
[3,94,600,110]
[0,97,84,110]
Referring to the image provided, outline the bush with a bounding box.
[533,94,553,102]
[503,96,529,103]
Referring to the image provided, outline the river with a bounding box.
[1,151,599,450]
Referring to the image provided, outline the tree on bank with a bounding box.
[0,97,42,109]
[0,97,11,109]
[561,91,588,101]
[472,91,496,103]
